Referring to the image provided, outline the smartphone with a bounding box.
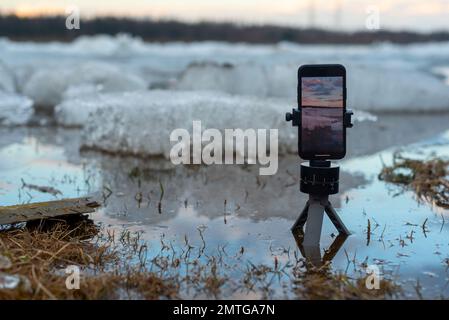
[297,64,346,160]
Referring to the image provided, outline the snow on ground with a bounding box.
[22,61,147,109]
[0,92,34,125]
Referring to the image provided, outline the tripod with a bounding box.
[291,160,350,246]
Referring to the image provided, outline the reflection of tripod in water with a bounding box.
[286,108,353,259]
[293,232,348,268]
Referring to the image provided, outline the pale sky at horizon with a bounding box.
[1,0,449,32]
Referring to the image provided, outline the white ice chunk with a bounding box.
[23,62,147,109]
[70,33,148,56]
[0,61,16,93]
[80,90,294,157]
[175,62,449,112]
[352,110,378,122]
[13,64,38,93]
[79,90,374,158]
[175,62,295,99]
[0,272,31,292]
[55,90,106,127]
[0,273,20,289]
[0,91,34,125]
[347,65,449,112]
[62,84,102,101]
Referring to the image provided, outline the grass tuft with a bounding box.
[379,153,449,208]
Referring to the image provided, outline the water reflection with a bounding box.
[1,124,449,298]
[293,231,348,268]
[0,127,98,206]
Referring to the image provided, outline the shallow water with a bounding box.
[1,114,449,298]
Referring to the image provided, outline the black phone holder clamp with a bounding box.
[286,108,353,128]
[285,108,353,246]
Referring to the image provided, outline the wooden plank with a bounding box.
[0,197,100,225]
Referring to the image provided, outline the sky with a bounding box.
[302,77,343,108]
[1,0,449,31]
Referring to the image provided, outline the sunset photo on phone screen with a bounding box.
[301,76,344,155]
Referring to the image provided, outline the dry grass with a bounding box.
[293,267,400,300]
[0,216,117,299]
[1,216,401,300]
[379,153,449,208]
[241,260,400,300]
[0,216,180,299]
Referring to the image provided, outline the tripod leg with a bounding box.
[324,202,350,236]
[303,198,325,247]
[301,244,323,268]
[291,201,310,232]
[322,233,348,262]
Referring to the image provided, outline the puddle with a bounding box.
[0,122,449,298]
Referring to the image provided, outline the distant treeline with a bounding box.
[1,14,448,44]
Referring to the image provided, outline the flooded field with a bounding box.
[1,112,449,299]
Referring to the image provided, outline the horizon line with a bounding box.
[1,13,448,34]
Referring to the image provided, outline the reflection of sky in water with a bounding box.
[0,136,99,205]
[0,128,449,298]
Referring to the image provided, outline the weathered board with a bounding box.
[0,197,100,225]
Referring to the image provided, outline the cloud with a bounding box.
[302,76,343,108]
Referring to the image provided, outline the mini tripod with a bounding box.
[286,108,353,246]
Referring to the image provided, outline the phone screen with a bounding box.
[301,76,344,157]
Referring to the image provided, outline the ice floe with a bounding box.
[1,35,449,117]
[175,62,449,112]
[0,92,34,125]
[174,62,296,99]
[79,90,293,157]
[69,90,373,158]
[55,90,108,127]
[0,61,16,93]
[23,62,147,109]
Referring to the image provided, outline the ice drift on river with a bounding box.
[175,62,449,112]
[76,90,372,158]
[0,92,33,125]
[2,35,449,114]
[80,90,294,157]
[23,62,147,108]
